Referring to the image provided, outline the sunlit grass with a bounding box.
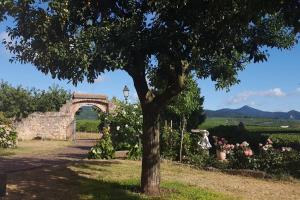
[70,160,237,200]
[0,140,71,157]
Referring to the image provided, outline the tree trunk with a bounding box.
[141,107,161,195]
[179,116,186,162]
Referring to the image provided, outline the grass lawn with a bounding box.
[70,160,236,200]
[0,140,71,157]
[6,159,300,199]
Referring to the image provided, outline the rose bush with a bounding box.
[105,100,142,151]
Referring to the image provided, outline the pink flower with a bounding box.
[267,138,273,144]
[244,149,253,157]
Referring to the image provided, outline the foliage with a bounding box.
[76,119,100,133]
[0,81,71,120]
[0,112,11,126]
[228,142,256,170]
[269,134,300,151]
[208,125,270,152]
[0,125,17,148]
[127,144,142,160]
[161,77,206,129]
[216,138,300,178]
[88,128,115,159]
[212,136,234,152]
[160,126,191,161]
[106,100,142,150]
[160,126,180,160]
[33,85,71,112]
[186,150,223,169]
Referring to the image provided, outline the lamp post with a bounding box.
[123,85,130,104]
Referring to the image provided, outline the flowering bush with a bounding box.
[0,113,17,148]
[88,127,115,159]
[212,136,234,153]
[228,141,256,169]
[105,100,142,150]
[0,125,17,148]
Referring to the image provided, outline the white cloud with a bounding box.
[297,87,300,92]
[94,76,106,83]
[228,88,286,105]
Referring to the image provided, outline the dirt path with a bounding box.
[0,139,96,173]
[0,139,97,200]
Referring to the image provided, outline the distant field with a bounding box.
[76,119,100,133]
[199,117,300,134]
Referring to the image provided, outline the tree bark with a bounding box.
[140,106,161,195]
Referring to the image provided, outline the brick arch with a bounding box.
[69,93,110,119]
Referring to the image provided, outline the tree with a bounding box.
[1,0,299,195]
[164,76,205,162]
[0,81,36,120]
[0,81,70,120]
[33,85,71,112]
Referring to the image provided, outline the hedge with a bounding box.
[269,134,300,151]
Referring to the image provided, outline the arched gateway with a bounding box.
[16,93,113,140]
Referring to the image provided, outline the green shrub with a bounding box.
[160,127,192,161]
[160,127,180,160]
[208,125,269,152]
[186,150,222,168]
[127,144,142,160]
[88,128,115,159]
[269,134,300,151]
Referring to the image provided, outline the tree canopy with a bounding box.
[0,81,71,120]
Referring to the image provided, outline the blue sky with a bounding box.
[0,25,299,112]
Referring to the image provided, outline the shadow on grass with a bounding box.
[79,178,145,200]
[6,160,145,200]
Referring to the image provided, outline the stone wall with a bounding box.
[14,95,112,141]
[15,112,74,140]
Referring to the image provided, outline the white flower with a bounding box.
[132,111,136,115]
[242,141,249,147]
[116,126,120,131]
[139,115,143,118]
[122,110,127,115]
[125,124,129,128]
[133,105,138,109]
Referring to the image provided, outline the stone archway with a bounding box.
[15,93,113,140]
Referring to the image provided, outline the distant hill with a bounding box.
[205,105,300,120]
